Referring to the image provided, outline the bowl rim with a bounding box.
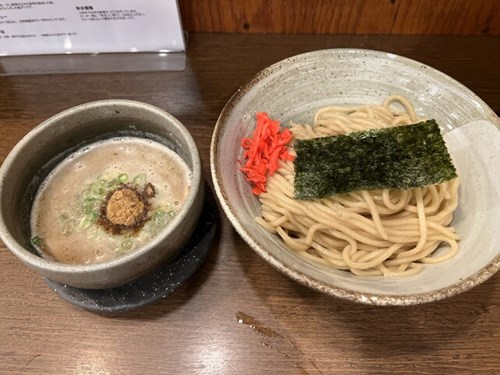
[210,48,500,306]
[0,99,203,277]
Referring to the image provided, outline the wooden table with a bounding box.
[0,34,499,375]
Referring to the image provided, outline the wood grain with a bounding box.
[0,34,499,374]
[179,0,500,35]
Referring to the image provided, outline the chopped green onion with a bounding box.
[78,216,93,229]
[154,209,166,218]
[89,181,106,196]
[106,179,119,188]
[87,226,103,239]
[168,210,175,218]
[89,210,99,221]
[118,173,128,183]
[120,239,133,251]
[92,185,105,196]
[82,201,96,214]
[62,221,75,235]
[152,210,166,225]
[133,173,147,186]
[31,236,45,249]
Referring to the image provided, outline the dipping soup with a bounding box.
[30,137,191,264]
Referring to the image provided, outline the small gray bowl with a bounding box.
[0,99,204,289]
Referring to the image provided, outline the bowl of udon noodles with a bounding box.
[211,49,500,305]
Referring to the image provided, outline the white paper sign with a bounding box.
[0,0,186,56]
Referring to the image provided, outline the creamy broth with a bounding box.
[30,137,191,264]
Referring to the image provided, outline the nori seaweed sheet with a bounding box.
[293,120,457,200]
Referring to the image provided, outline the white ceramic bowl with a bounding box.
[211,49,500,305]
[0,100,204,289]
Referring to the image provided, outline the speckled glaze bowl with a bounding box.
[0,100,204,289]
[211,49,500,305]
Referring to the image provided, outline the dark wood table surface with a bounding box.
[0,33,499,375]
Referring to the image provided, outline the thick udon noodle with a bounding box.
[255,95,460,277]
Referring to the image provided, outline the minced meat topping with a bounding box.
[98,184,153,234]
